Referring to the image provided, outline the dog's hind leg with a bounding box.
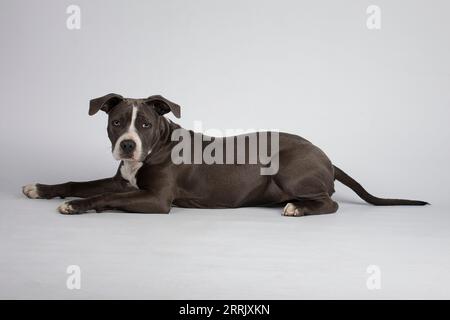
[282,194,338,217]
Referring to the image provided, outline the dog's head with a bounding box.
[89,93,181,162]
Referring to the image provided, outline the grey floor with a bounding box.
[1,188,449,299]
[2,0,450,300]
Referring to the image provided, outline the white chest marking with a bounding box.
[120,161,143,188]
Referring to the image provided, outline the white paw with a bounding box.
[58,202,76,215]
[282,203,303,217]
[23,184,40,199]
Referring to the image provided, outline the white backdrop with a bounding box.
[1,0,449,299]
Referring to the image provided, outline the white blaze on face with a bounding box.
[112,106,143,161]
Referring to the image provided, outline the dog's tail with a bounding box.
[333,165,429,206]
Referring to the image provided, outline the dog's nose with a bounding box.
[120,140,136,153]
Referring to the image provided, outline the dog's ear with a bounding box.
[89,93,124,116]
[145,95,181,118]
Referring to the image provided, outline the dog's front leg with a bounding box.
[57,190,172,215]
[22,177,133,199]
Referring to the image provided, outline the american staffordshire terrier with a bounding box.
[22,94,428,216]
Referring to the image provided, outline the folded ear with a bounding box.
[145,95,181,118]
[89,93,124,116]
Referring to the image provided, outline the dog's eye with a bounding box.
[142,123,151,128]
[112,120,121,127]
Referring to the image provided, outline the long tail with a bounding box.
[333,165,429,206]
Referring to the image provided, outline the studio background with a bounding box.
[1,0,449,299]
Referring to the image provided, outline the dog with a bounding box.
[22,94,428,216]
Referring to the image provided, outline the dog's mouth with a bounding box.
[119,154,136,161]
[113,146,152,162]
[114,152,142,162]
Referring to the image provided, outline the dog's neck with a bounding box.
[143,117,184,165]
[120,160,143,188]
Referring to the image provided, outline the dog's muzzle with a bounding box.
[120,139,136,153]
[119,139,136,158]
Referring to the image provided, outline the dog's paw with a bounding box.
[282,203,305,217]
[58,201,80,215]
[22,184,41,199]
